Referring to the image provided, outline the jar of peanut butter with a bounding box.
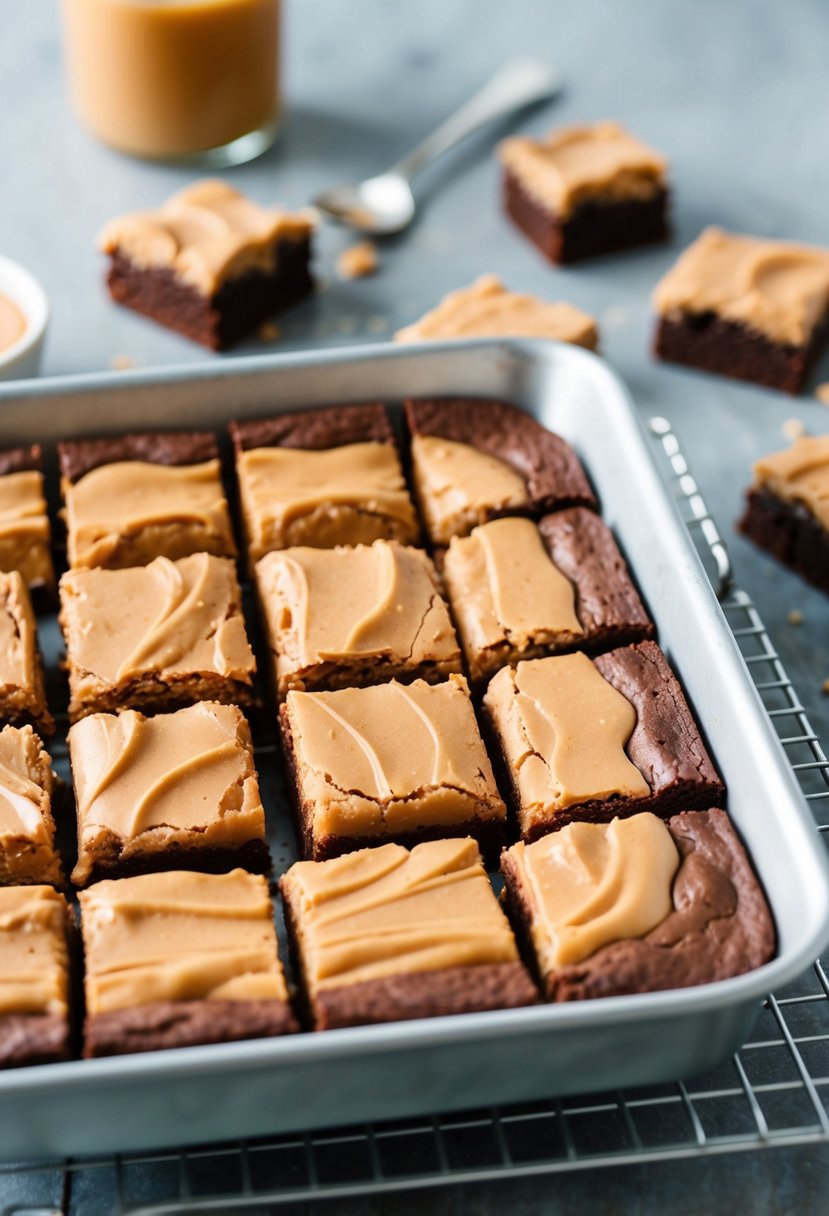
[61,0,280,165]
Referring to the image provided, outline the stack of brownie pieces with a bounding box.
[0,397,775,1067]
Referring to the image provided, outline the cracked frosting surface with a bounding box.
[282,838,518,990]
[0,725,60,886]
[500,122,667,218]
[411,434,529,545]
[98,179,314,295]
[64,459,237,570]
[0,469,53,590]
[753,434,829,528]
[506,813,680,969]
[395,274,597,348]
[69,702,265,886]
[0,885,70,1016]
[238,442,418,561]
[653,227,829,346]
[80,869,287,1015]
[257,541,460,695]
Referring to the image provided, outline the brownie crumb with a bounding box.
[782,418,807,441]
[257,321,281,343]
[110,354,137,371]
[822,678,829,696]
[787,609,804,626]
[337,242,379,280]
[816,383,829,406]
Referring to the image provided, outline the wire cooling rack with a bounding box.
[3,417,829,1216]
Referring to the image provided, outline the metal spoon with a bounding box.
[312,59,560,235]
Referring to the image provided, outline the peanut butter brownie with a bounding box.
[99,180,314,350]
[405,397,596,546]
[501,810,775,1000]
[0,572,53,734]
[281,838,537,1030]
[230,403,419,563]
[0,727,61,887]
[59,553,256,722]
[69,702,270,887]
[280,676,507,860]
[0,445,55,598]
[499,122,669,264]
[653,228,829,393]
[0,885,72,1067]
[256,540,462,699]
[59,430,237,570]
[443,512,653,685]
[80,869,297,1057]
[483,644,723,842]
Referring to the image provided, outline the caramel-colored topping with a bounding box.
[256,541,461,696]
[64,459,237,570]
[238,442,419,561]
[753,434,829,529]
[410,435,529,545]
[507,814,679,968]
[60,553,255,689]
[287,676,505,838]
[282,838,518,991]
[444,518,583,681]
[484,654,649,827]
[98,180,314,296]
[0,725,59,887]
[336,241,379,280]
[0,292,25,354]
[80,869,287,1014]
[0,470,53,591]
[500,122,667,219]
[395,274,598,349]
[0,570,41,699]
[69,703,265,886]
[653,227,829,346]
[0,886,69,1016]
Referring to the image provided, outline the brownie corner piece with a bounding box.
[0,571,54,734]
[0,451,55,599]
[0,724,63,887]
[0,885,73,1068]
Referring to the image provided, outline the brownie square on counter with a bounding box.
[0,444,55,599]
[281,838,538,1030]
[59,429,237,570]
[739,434,829,594]
[280,675,507,860]
[0,885,73,1068]
[483,643,723,842]
[69,702,270,887]
[405,397,596,546]
[653,228,829,393]
[499,122,669,264]
[230,402,419,563]
[0,725,62,888]
[80,869,297,1057]
[0,571,53,734]
[256,540,462,699]
[501,810,775,1001]
[59,553,256,722]
[443,511,653,685]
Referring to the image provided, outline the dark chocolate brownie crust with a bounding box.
[739,487,829,595]
[502,809,775,1001]
[66,672,256,724]
[0,1013,71,1068]
[59,430,220,483]
[0,444,43,477]
[405,397,597,516]
[504,168,669,264]
[72,837,272,889]
[84,998,298,1058]
[230,402,395,453]
[106,235,313,352]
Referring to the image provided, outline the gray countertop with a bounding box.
[2,0,829,1210]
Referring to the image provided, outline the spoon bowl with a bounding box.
[312,173,416,235]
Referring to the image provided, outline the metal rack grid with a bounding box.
[3,417,829,1215]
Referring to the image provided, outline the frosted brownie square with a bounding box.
[59,553,256,721]
[0,571,53,734]
[69,702,270,887]
[281,838,537,1030]
[0,445,55,598]
[0,726,62,887]
[0,885,72,1067]
[280,675,507,860]
[80,869,297,1057]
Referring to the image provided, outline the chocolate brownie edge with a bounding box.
[0,445,43,478]
[59,430,221,483]
[739,487,829,596]
[0,1013,71,1069]
[230,402,395,453]
[84,998,298,1058]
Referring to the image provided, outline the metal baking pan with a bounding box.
[1,338,827,1164]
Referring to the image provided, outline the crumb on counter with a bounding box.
[110,354,137,371]
[816,383,829,406]
[823,678,829,696]
[257,321,281,343]
[782,418,807,441]
[787,609,804,626]
[602,305,629,331]
[336,242,379,280]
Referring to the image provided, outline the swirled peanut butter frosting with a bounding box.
[653,227,829,346]
[80,869,287,1015]
[69,703,266,886]
[238,442,419,560]
[0,724,60,886]
[499,122,667,218]
[0,570,49,730]
[753,434,829,529]
[286,675,505,838]
[98,179,314,295]
[506,813,680,968]
[0,886,70,1016]
[410,434,529,545]
[395,275,598,349]
[282,838,518,990]
[64,459,237,570]
[0,470,53,590]
[256,541,461,695]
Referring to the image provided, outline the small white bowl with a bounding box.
[0,255,49,381]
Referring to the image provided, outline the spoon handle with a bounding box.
[391,59,560,183]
